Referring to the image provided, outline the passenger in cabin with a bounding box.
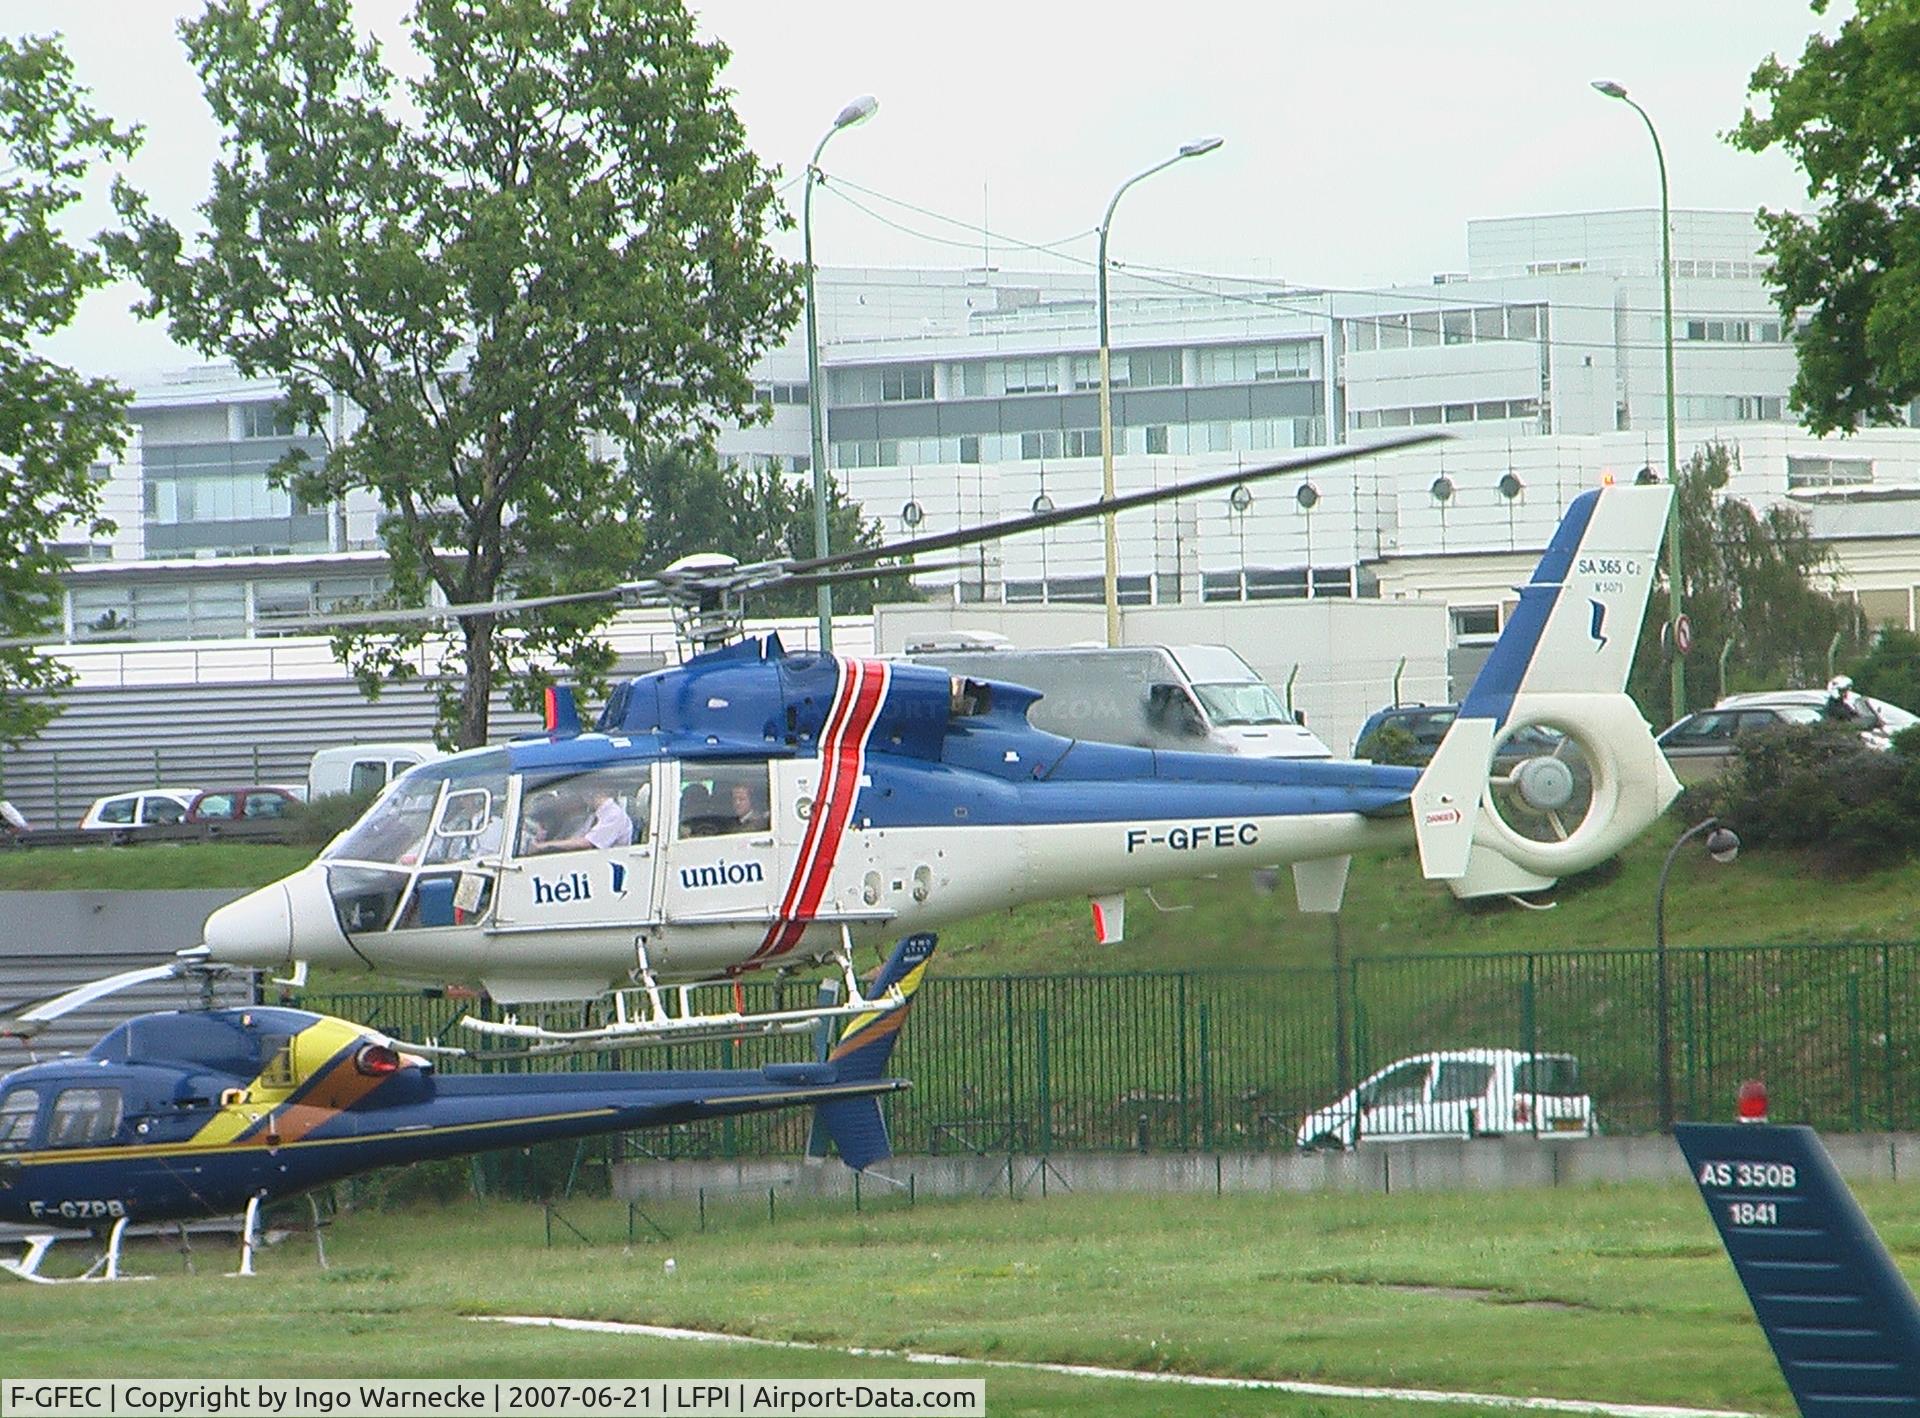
[729,780,772,833]
[537,781,634,852]
[679,783,719,838]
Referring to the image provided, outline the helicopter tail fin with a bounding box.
[1676,1121,1920,1407]
[1412,483,1681,897]
[813,933,937,1171]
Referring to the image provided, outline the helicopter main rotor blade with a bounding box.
[269,582,655,634]
[784,431,1447,578]
[781,559,972,593]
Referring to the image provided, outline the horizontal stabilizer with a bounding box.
[1411,717,1494,880]
[1677,1121,1920,1410]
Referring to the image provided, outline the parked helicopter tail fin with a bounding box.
[812,933,937,1171]
[1412,483,1681,897]
[1676,1119,1920,1409]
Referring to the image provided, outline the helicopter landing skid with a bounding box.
[458,930,905,1055]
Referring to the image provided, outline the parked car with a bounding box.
[77,787,202,830]
[1296,1049,1595,1148]
[1656,689,1920,785]
[185,785,305,823]
[1353,703,1567,765]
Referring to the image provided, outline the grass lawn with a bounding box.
[8,1179,1899,1415]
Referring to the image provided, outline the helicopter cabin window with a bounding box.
[680,763,772,838]
[517,765,652,855]
[47,1087,122,1147]
[0,1089,39,1150]
[325,751,510,866]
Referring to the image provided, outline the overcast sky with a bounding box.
[19,0,1842,380]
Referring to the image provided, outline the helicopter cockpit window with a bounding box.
[324,752,510,866]
[681,762,771,837]
[516,766,652,856]
[0,1088,39,1150]
[46,1087,122,1148]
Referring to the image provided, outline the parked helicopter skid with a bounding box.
[0,937,936,1282]
[187,479,1680,1048]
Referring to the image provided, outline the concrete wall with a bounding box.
[0,890,254,1057]
[614,1132,1920,1203]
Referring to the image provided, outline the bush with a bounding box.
[283,789,380,848]
[1685,721,1920,871]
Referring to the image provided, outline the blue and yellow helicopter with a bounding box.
[0,937,933,1282]
[173,436,1682,1052]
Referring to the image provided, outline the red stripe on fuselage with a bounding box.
[747,657,889,965]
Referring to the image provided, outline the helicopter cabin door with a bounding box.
[492,762,660,930]
[661,760,782,926]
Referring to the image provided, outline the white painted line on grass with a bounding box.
[475,1314,1761,1418]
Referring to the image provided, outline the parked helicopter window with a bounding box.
[517,766,651,855]
[47,1087,122,1147]
[681,762,771,837]
[0,1089,38,1150]
[325,752,510,865]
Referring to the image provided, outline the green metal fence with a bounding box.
[302,939,1920,1164]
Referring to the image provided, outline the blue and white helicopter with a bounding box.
[173,435,1680,1052]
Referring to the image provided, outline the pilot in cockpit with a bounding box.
[535,780,634,852]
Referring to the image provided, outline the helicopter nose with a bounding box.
[203,882,294,967]
[202,865,351,968]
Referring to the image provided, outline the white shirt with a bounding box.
[583,796,634,849]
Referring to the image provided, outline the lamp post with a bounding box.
[804,94,878,654]
[1097,136,1224,646]
[1653,816,1740,1130]
[1593,79,1684,724]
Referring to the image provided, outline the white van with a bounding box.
[307,743,444,800]
[900,639,1331,759]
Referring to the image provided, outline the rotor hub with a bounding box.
[1512,755,1577,812]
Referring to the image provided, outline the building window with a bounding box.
[1679,317,1783,344]
[1003,358,1059,395]
[1452,605,1500,641]
[1195,343,1310,385]
[881,364,934,402]
[1144,425,1169,455]
[1128,349,1181,386]
[239,403,295,439]
[1063,428,1104,458]
[1787,456,1873,489]
[958,435,981,464]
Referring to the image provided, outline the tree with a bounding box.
[1628,443,1866,718]
[631,446,899,616]
[0,36,137,749]
[109,0,799,747]
[1731,1,1920,432]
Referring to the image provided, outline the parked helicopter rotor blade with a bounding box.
[784,431,1447,578]
[269,581,659,634]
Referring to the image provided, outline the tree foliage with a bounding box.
[109,0,800,747]
[1846,626,1920,716]
[1731,1,1920,432]
[632,446,900,616]
[1628,443,1866,719]
[0,36,137,749]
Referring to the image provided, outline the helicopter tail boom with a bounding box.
[1412,484,1681,896]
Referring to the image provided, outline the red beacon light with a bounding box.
[1735,1078,1769,1124]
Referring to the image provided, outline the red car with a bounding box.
[185,786,304,823]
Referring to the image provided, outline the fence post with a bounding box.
[1177,974,1190,1149]
[1848,972,1864,1134]
[1681,965,1698,1122]
[1198,1001,1213,1152]
[1882,944,1897,1132]
[1003,978,1017,1154]
[1036,1007,1051,1156]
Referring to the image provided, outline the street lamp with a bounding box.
[1097,135,1224,646]
[1593,79,1684,724]
[804,94,878,653]
[1653,815,1740,1130]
